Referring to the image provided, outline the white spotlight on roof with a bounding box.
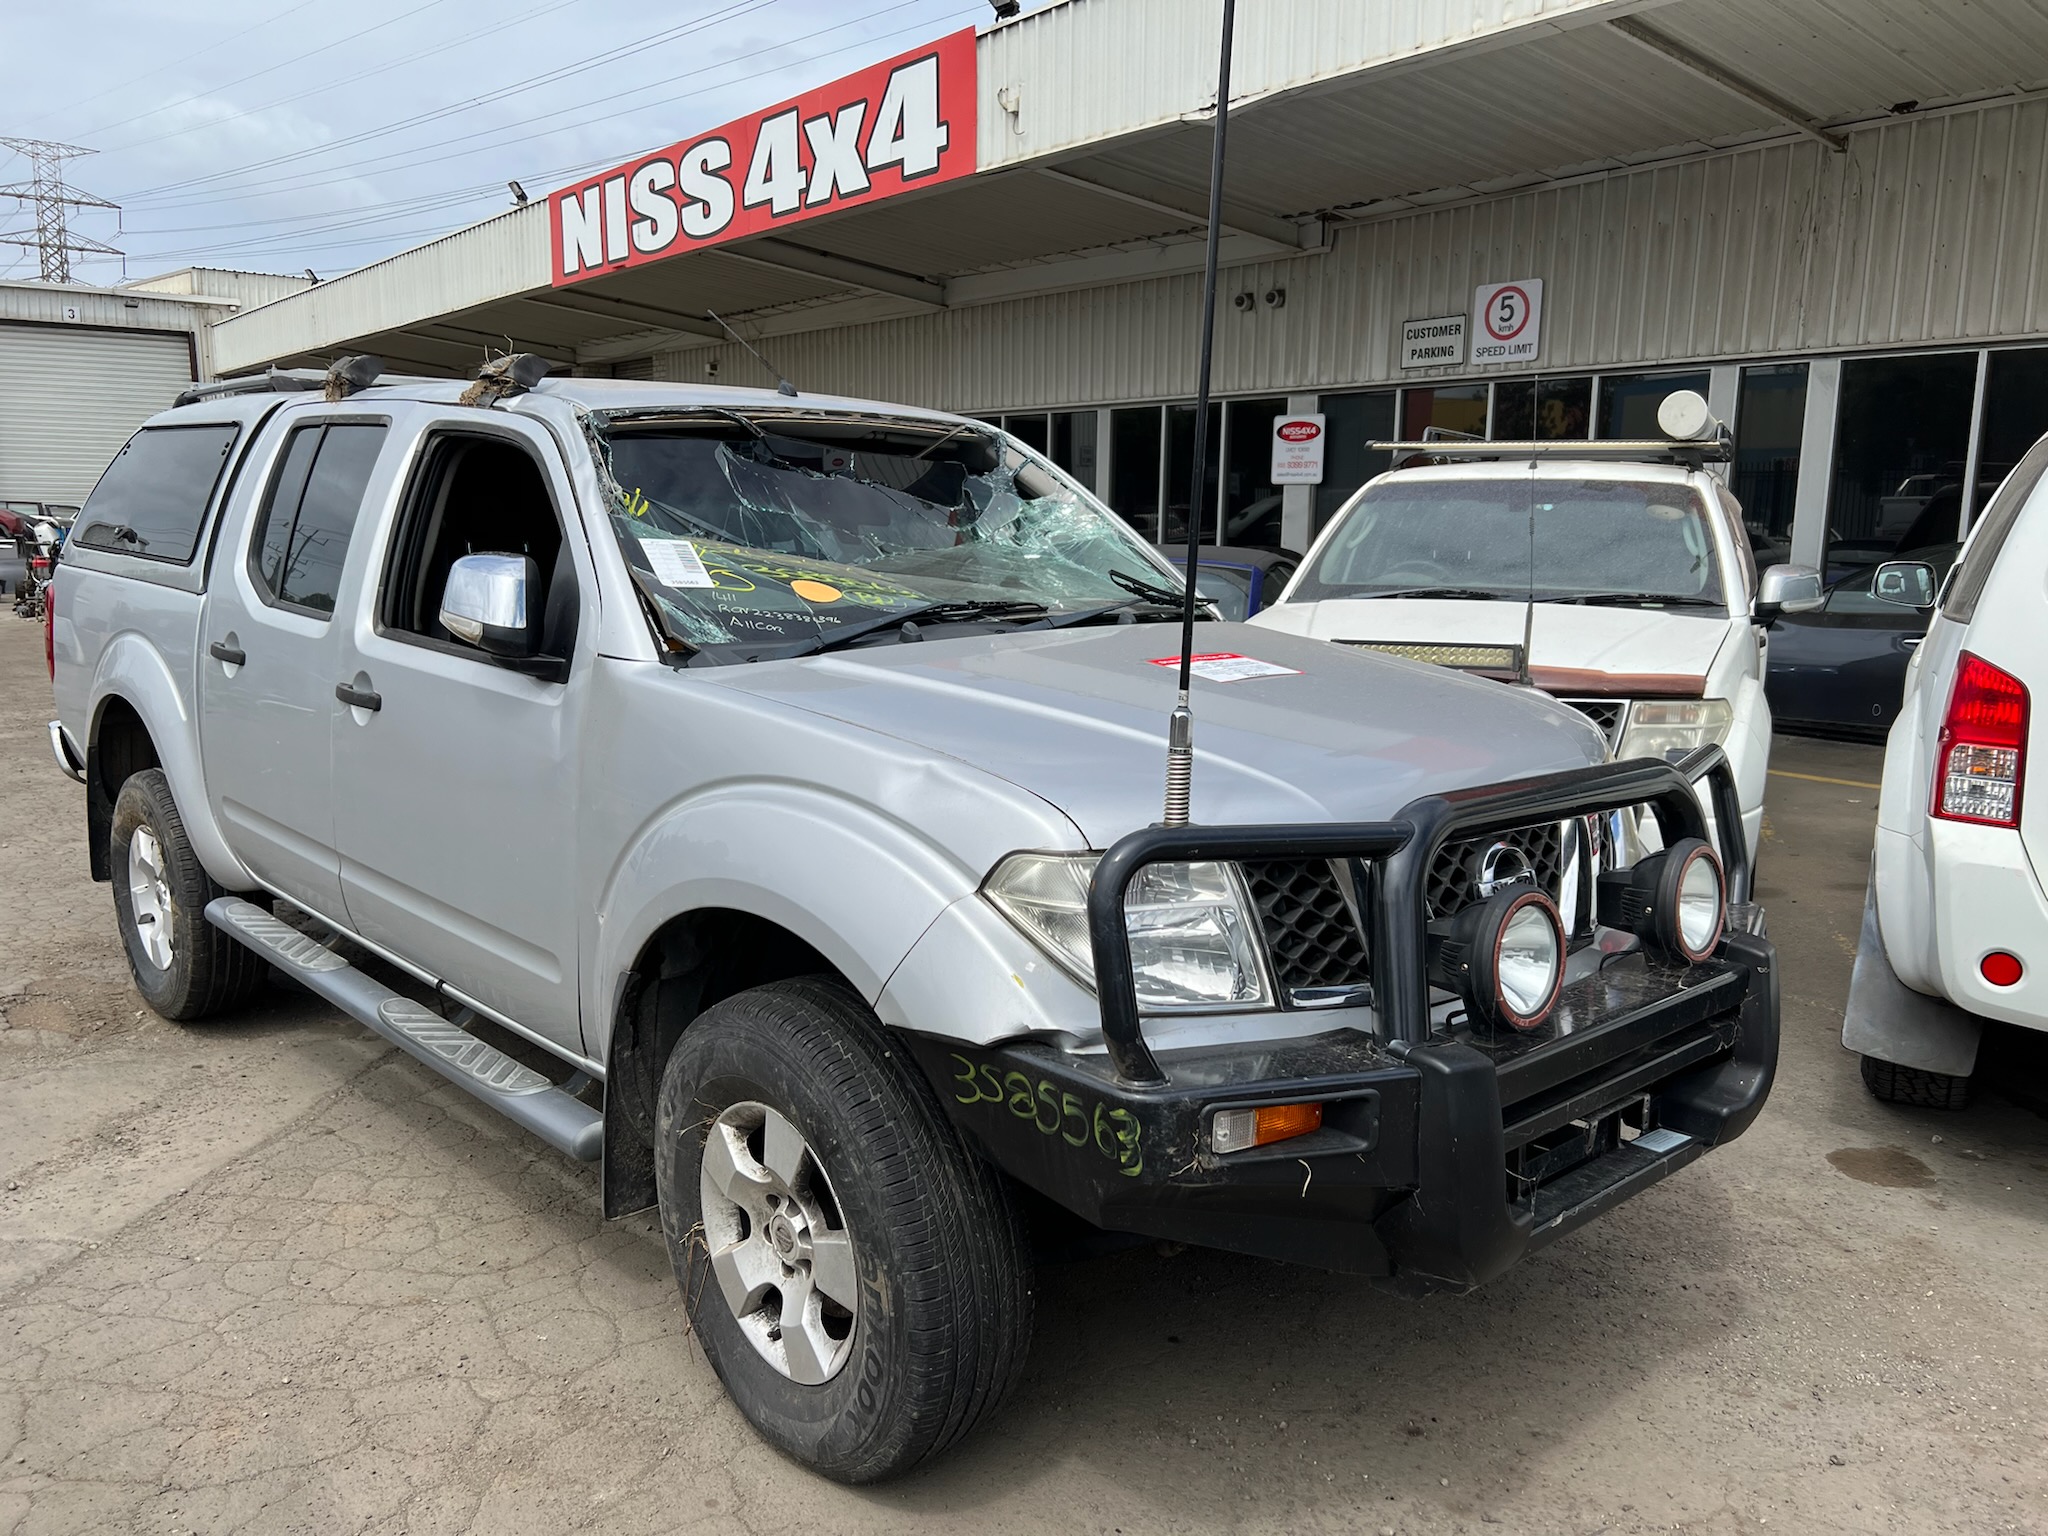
[1657,389,1720,442]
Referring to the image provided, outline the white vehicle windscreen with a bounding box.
[1288,477,1726,613]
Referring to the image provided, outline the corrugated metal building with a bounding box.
[0,268,312,503]
[208,0,2048,568]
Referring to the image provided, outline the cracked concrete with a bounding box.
[4,620,2047,1534]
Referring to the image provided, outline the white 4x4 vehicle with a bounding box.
[1252,418,1824,862]
[1844,431,2048,1108]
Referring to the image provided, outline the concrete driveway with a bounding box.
[2,616,2043,1536]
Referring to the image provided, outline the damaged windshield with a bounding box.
[590,413,1185,658]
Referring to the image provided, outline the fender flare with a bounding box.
[586,778,1079,1064]
[88,631,253,891]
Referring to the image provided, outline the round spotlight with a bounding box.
[1651,837,1724,963]
[1432,887,1565,1032]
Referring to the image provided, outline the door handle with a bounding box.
[335,681,382,711]
[1902,636,1923,650]
[209,639,246,666]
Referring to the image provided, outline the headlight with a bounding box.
[1616,698,1733,762]
[984,853,1271,1011]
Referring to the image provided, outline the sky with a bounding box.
[0,0,1041,287]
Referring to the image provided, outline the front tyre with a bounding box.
[108,769,264,1021]
[655,979,1033,1482]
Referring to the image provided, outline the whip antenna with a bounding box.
[1163,0,1237,829]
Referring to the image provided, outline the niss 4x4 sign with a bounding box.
[550,29,976,284]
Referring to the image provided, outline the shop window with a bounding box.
[1535,377,1591,439]
[1401,384,1487,440]
[1732,364,1806,564]
[1598,371,1709,439]
[1109,406,1162,536]
[1315,390,1395,531]
[1973,347,2048,527]
[1492,380,1534,438]
[1221,396,1286,549]
[1050,410,1098,491]
[1826,352,1978,583]
[1164,401,1222,547]
[1004,414,1050,455]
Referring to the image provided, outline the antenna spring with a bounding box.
[1162,701,1194,828]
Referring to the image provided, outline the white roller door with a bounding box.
[0,323,195,504]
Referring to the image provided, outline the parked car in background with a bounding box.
[1250,404,1822,861]
[1159,544,1298,620]
[51,360,1776,1482]
[1765,543,1961,738]
[3,500,78,551]
[1844,431,2048,1109]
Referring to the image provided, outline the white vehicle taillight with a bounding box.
[1933,652,2029,827]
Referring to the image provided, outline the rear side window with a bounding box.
[74,424,240,563]
[1942,431,2048,624]
[249,422,388,615]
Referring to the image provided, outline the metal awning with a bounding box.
[210,0,2048,379]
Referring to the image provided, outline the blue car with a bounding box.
[1158,544,1301,621]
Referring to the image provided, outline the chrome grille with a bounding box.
[1243,860,1368,992]
[1426,820,1569,921]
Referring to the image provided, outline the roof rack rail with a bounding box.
[1371,435,1733,469]
[173,368,326,408]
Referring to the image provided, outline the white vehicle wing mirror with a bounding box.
[1755,563,1822,621]
[441,553,539,659]
[1872,559,1937,610]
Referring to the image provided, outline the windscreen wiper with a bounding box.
[1361,586,1503,600]
[1544,591,1723,608]
[1108,568,1190,606]
[1039,598,1184,629]
[805,598,1049,655]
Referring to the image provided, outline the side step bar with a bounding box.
[206,897,603,1161]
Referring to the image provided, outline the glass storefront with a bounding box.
[1221,396,1286,547]
[1164,401,1222,546]
[1826,352,1977,581]
[1732,364,1806,565]
[1050,410,1098,490]
[1401,384,1488,440]
[1109,406,1162,535]
[1316,390,1396,532]
[1598,370,1710,438]
[1974,346,2048,526]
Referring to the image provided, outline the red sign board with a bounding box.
[550,29,977,287]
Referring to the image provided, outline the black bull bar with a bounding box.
[1087,746,1753,1086]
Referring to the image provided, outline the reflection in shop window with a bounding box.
[1598,371,1709,438]
[1733,364,1806,563]
[1109,406,1162,537]
[1826,352,1977,583]
[1314,390,1395,533]
[1050,410,1098,493]
[1492,380,1534,438]
[1164,401,1222,547]
[1974,347,2048,528]
[1222,396,1287,549]
[1401,384,1487,440]
[1535,376,1591,440]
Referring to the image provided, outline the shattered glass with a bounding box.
[588,414,1184,657]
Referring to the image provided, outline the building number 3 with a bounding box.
[948,1053,1143,1177]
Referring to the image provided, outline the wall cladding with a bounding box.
[656,97,2048,411]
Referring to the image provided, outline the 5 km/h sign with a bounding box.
[1472,279,1543,364]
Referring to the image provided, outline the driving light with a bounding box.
[984,853,1270,1011]
[1616,698,1732,763]
[1210,1101,1323,1154]
[1429,887,1565,1032]
[1596,836,1725,963]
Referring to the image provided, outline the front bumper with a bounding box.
[910,748,1778,1293]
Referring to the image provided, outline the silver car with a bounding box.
[49,360,1777,1482]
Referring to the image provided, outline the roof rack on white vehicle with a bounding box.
[1374,388,1734,470]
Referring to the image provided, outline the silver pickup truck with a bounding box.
[47,359,1778,1482]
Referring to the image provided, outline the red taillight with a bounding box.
[1932,652,2029,827]
[43,571,55,682]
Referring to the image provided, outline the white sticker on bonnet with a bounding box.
[641,538,716,589]
[1148,652,1303,683]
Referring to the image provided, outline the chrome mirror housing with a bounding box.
[440,553,538,658]
[1756,563,1822,620]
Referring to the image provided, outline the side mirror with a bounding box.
[1873,559,1937,610]
[1755,563,1822,621]
[441,553,539,658]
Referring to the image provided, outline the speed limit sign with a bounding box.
[1472,278,1543,363]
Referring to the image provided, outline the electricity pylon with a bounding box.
[0,138,122,284]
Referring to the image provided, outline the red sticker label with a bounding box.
[1276,420,1322,442]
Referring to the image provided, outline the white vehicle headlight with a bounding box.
[1616,698,1733,762]
[984,853,1271,1011]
